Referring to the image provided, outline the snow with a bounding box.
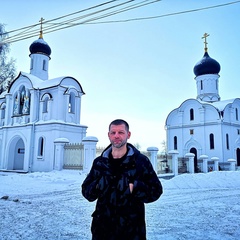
[0,170,240,240]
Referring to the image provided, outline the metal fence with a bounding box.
[63,143,84,170]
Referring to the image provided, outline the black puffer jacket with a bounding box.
[82,143,163,240]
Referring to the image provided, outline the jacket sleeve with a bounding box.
[81,158,101,202]
[132,155,163,203]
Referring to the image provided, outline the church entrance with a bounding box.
[8,137,25,170]
[236,148,240,166]
[190,148,199,172]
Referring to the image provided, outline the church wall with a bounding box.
[30,123,87,172]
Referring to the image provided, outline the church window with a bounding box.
[43,97,49,113]
[18,148,25,154]
[236,108,238,121]
[174,136,177,150]
[200,80,203,90]
[43,60,46,71]
[226,134,229,150]
[68,92,75,113]
[209,133,214,149]
[190,108,194,121]
[238,129,240,135]
[1,104,6,119]
[41,93,52,113]
[30,59,33,70]
[190,129,194,135]
[38,137,44,157]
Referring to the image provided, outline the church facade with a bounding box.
[0,32,87,172]
[165,35,240,171]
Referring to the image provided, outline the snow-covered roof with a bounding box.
[207,99,236,111]
[9,72,84,93]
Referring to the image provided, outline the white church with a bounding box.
[0,30,89,172]
[166,34,240,171]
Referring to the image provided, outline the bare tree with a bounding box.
[0,23,16,94]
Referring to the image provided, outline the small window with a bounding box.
[190,129,194,135]
[18,148,25,154]
[1,104,6,119]
[201,80,203,90]
[226,134,229,150]
[210,133,214,150]
[38,137,44,156]
[43,97,49,113]
[43,60,47,71]
[236,108,238,121]
[190,108,194,121]
[238,129,240,135]
[68,92,75,113]
[174,136,177,150]
[30,59,33,70]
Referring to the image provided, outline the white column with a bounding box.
[168,150,179,176]
[82,136,98,173]
[185,153,195,173]
[54,138,69,170]
[147,147,159,173]
[211,157,219,171]
[199,155,208,173]
[227,158,236,171]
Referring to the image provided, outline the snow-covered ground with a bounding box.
[0,170,240,240]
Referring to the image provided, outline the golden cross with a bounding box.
[202,33,209,52]
[39,17,45,38]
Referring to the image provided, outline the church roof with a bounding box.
[193,51,221,77]
[8,72,85,94]
[29,37,51,56]
[209,99,236,111]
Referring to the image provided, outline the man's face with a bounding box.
[108,124,131,148]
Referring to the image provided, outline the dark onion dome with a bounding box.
[193,51,220,77]
[29,37,51,56]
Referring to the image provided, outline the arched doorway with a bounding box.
[8,137,25,170]
[190,147,198,172]
[236,148,240,166]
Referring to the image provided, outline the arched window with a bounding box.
[41,93,52,113]
[38,137,44,157]
[200,80,203,90]
[226,134,229,150]
[43,60,46,71]
[174,136,177,150]
[190,108,194,121]
[1,103,6,119]
[43,97,49,113]
[68,92,75,113]
[209,133,214,150]
[236,108,238,121]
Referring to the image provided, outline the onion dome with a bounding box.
[29,36,51,56]
[193,51,220,77]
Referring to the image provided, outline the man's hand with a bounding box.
[129,183,134,193]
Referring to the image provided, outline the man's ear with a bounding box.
[127,131,131,139]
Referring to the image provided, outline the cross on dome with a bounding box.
[202,33,209,52]
[39,17,45,39]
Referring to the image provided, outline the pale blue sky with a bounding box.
[1,0,240,150]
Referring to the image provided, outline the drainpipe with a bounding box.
[28,89,40,172]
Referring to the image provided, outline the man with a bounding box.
[82,119,163,240]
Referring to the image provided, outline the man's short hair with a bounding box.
[109,119,129,132]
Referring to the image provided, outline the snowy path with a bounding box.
[0,171,240,239]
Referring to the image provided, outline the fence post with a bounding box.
[227,158,236,171]
[199,155,208,173]
[211,157,219,171]
[168,150,179,176]
[82,136,98,173]
[185,153,195,173]
[147,147,158,173]
[54,138,69,170]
